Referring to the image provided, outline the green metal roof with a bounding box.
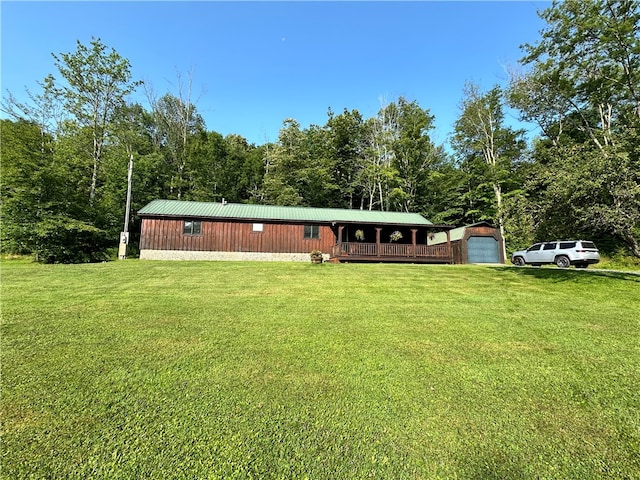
[429,222,496,244]
[138,199,434,226]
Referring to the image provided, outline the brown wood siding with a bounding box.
[451,241,463,264]
[467,225,498,236]
[140,218,336,254]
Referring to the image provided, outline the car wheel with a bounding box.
[555,255,570,268]
[512,256,525,267]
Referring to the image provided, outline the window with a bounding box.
[527,244,542,252]
[559,242,576,249]
[543,243,557,250]
[252,223,264,232]
[183,220,201,235]
[304,225,320,239]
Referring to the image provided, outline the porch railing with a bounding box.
[331,242,451,261]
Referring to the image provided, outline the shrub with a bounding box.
[310,249,323,263]
[33,216,111,263]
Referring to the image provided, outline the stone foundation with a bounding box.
[139,249,329,262]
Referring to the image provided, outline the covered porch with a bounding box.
[330,224,454,263]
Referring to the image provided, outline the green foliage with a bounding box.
[149,93,206,200]
[2,261,639,477]
[418,162,467,224]
[452,84,527,227]
[523,140,640,253]
[501,191,536,253]
[32,215,110,263]
[509,0,640,257]
[386,98,438,212]
[520,0,640,135]
[261,119,340,207]
[1,39,144,263]
[4,9,640,263]
[218,134,266,202]
[597,249,640,271]
[51,37,141,202]
[326,108,366,208]
[0,119,62,254]
[356,97,445,213]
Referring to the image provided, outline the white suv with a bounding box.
[511,241,600,268]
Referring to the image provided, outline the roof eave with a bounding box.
[138,212,454,229]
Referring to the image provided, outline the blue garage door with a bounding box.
[467,236,500,263]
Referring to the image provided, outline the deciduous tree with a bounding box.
[390,98,441,213]
[51,38,141,201]
[325,108,367,208]
[509,0,640,256]
[452,83,527,260]
[0,119,58,253]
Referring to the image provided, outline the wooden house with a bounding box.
[138,199,456,263]
[427,222,505,264]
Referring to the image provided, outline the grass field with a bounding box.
[2,259,639,479]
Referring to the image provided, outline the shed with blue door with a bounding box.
[428,222,504,264]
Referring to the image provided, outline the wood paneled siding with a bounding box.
[466,225,499,237]
[140,218,336,254]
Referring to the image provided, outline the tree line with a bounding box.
[2,0,639,262]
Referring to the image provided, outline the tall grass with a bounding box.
[594,252,640,271]
[2,260,639,479]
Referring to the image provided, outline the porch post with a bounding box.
[446,229,453,264]
[338,225,345,256]
[411,229,417,258]
[376,227,382,257]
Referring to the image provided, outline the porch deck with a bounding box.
[331,242,452,263]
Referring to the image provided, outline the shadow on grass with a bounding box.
[490,265,640,283]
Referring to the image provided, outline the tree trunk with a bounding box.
[493,182,507,263]
[90,158,98,201]
[624,232,640,258]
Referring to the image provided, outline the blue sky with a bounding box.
[2,1,550,147]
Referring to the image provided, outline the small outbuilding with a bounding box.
[427,222,505,264]
[137,199,456,263]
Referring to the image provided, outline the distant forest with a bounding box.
[2,0,639,262]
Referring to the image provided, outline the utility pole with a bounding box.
[118,153,133,260]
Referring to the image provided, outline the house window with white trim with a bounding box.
[183,220,201,235]
[253,223,264,232]
[304,225,320,239]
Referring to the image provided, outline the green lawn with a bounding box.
[2,260,639,479]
